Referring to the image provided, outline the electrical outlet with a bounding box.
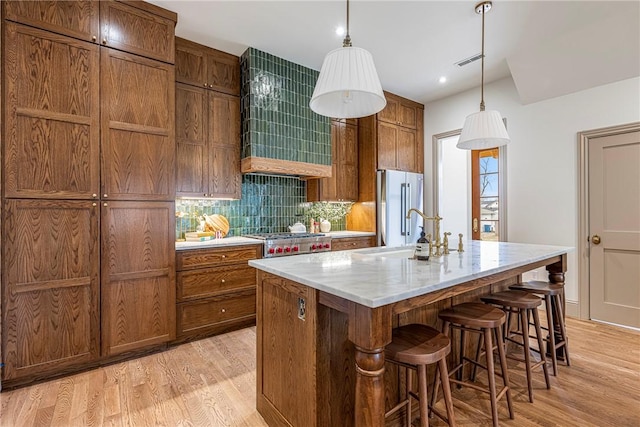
[298,297,306,321]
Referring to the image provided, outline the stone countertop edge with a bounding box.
[248,241,574,308]
[176,236,263,250]
[326,231,376,238]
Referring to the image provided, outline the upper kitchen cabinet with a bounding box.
[101,48,175,201]
[2,0,99,42]
[307,119,358,202]
[359,91,424,176]
[175,37,240,96]
[2,1,176,64]
[377,93,419,129]
[99,1,176,63]
[176,85,241,199]
[3,23,100,199]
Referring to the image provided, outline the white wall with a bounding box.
[423,76,640,307]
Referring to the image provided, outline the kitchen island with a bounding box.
[249,241,571,427]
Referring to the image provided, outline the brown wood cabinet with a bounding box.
[176,78,241,199]
[101,201,176,356]
[2,200,100,382]
[331,236,376,251]
[358,92,424,202]
[2,1,176,64]
[3,23,100,200]
[101,48,175,201]
[174,245,261,342]
[175,37,240,96]
[307,119,358,202]
[1,0,177,385]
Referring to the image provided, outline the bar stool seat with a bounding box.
[434,303,513,427]
[481,290,551,402]
[385,324,456,427]
[509,281,571,376]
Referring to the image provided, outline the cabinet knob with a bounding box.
[221,255,226,258]
[209,84,213,88]
[92,193,97,198]
[102,38,107,45]
[103,194,108,198]
[221,308,226,313]
[203,83,208,87]
[92,36,97,42]
[103,203,108,207]
[204,193,208,197]
[92,203,97,207]
[221,279,225,283]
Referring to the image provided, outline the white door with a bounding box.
[589,130,640,328]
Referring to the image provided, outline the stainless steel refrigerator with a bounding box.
[376,170,424,247]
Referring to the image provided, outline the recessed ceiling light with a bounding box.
[439,76,447,84]
[335,26,345,37]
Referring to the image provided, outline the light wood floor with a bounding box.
[1,318,638,427]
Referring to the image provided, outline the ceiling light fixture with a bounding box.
[310,0,386,119]
[457,1,510,150]
[439,76,447,84]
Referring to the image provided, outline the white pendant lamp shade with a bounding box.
[310,46,386,119]
[457,110,509,150]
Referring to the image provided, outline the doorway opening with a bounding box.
[433,130,508,241]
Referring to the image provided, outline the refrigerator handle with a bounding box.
[400,183,406,236]
[406,183,411,237]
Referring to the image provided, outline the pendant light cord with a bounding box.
[480,3,486,111]
[343,0,352,47]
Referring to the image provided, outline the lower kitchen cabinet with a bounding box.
[175,244,261,342]
[331,236,376,251]
[101,201,176,356]
[2,199,100,384]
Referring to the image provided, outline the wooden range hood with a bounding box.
[241,156,331,179]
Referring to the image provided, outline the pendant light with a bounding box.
[310,0,386,119]
[457,1,510,150]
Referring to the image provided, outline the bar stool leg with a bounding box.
[438,358,456,426]
[494,327,514,420]
[553,295,571,366]
[430,321,450,414]
[482,328,500,427]
[458,328,467,384]
[544,295,558,376]
[406,367,413,427]
[417,364,429,427]
[520,308,534,403]
[532,307,551,389]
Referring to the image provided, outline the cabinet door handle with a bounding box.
[221,255,226,259]
[203,83,208,87]
[103,203,108,207]
[103,194,108,198]
[102,38,107,45]
[473,218,478,233]
[92,203,97,207]
[92,36,97,42]
[92,193,97,198]
[221,279,225,283]
[221,308,226,313]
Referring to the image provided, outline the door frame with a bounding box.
[577,121,640,320]
[432,129,508,241]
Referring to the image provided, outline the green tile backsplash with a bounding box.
[240,48,331,166]
[176,174,348,239]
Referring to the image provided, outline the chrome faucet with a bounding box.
[406,209,443,256]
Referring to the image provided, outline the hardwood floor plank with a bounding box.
[1,319,638,427]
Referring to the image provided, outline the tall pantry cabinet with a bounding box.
[1,0,177,387]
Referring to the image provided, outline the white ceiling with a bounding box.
[148,0,640,105]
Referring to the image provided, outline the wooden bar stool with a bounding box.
[481,290,551,403]
[384,324,456,427]
[510,281,571,376]
[432,303,513,427]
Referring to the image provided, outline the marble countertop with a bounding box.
[325,231,375,238]
[175,236,262,251]
[176,230,375,250]
[249,241,573,308]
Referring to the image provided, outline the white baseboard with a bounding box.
[565,300,579,318]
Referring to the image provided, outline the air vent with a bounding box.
[455,53,483,67]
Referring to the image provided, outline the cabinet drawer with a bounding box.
[331,236,376,251]
[177,264,255,301]
[176,245,261,270]
[177,289,256,334]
